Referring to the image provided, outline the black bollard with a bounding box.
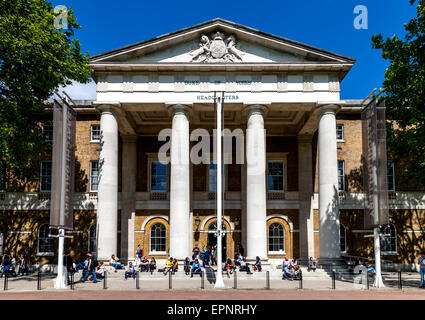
[366,272,369,290]
[71,272,74,290]
[233,271,237,289]
[3,274,7,291]
[201,271,204,290]
[299,272,303,289]
[266,271,270,289]
[398,271,402,290]
[136,271,140,290]
[37,272,41,290]
[103,271,107,289]
[169,271,172,289]
[332,271,336,290]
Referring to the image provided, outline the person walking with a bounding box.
[81,252,97,283]
[18,253,28,276]
[419,251,425,288]
[136,244,143,266]
[63,250,74,284]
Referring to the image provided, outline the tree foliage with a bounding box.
[372,0,425,187]
[0,0,91,183]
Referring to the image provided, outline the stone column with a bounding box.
[297,135,315,262]
[121,135,137,264]
[245,105,267,260]
[317,105,341,263]
[169,105,191,260]
[96,104,119,261]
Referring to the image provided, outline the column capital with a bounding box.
[121,134,138,143]
[243,103,269,117]
[315,102,344,118]
[166,103,193,117]
[93,101,122,115]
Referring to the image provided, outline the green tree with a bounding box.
[0,0,91,184]
[372,0,425,187]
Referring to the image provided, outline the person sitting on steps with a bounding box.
[191,259,202,278]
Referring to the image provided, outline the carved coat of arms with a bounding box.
[190,32,245,62]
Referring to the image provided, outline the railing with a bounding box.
[267,192,285,200]
[150,192,168,201]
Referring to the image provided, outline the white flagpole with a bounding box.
[55,103,67,289]
[215,93,225,288]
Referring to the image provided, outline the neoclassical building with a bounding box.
[0,19,424,268]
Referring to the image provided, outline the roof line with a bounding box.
[90,18,356,63]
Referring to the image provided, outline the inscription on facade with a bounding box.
[197,94,239,101]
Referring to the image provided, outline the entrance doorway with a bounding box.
[207,221,227,263]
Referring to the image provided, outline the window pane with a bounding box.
[150,223,166,252]
[268,223,284,252]
[336,124,344,141]
[151,162,167,191]
[387,162,394,191]
[38,224,54,253]
[41,162,52,191]
[338,161,344,191]
[209,162,225,192]
[91,161,99,191]
[91,125,100,141]
[267,161,284,191]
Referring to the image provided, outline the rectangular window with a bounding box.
[267,160,284,191]
[387,162,395,192]
[338,160,345,191]
[336,124,344,141]
[91,125,101,142]
[150,161,167,192]
[208,162,226,192]
[40,162,52,192]
[90,161,99,192]
[42,125,53,142]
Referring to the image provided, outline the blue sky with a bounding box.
[53,0,417,100]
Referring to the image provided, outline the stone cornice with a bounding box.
[90,62,354,74]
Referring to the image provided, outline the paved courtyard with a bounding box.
[0,269,423,300]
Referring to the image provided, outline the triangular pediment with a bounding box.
[91,18,355,66]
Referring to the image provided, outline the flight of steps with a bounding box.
[92,266,335,281]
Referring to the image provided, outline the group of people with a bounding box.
[282,257,302,280]
[1,253,28,277]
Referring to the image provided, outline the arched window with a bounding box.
[0,231,3,256]
[150,223,166,253]
[381,224,397,253]
[88,224,97,254]
[38,224,54,254]
[268,222,285,253]
[340,224,347,253]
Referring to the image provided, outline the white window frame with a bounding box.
[40,161,52,192]
[90,124,101,142]
[207,162,227,192]
[338,160,345,192]
[340,224,347,253]
[149,222,166,255]
[387,162,395,192]
[381,223,398,255]
[88,224,97,254]
[336,124,344,142]
[90,161,99,192]
[37,224,54,256]
[268,222,285,254]
[147,155,169,193]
